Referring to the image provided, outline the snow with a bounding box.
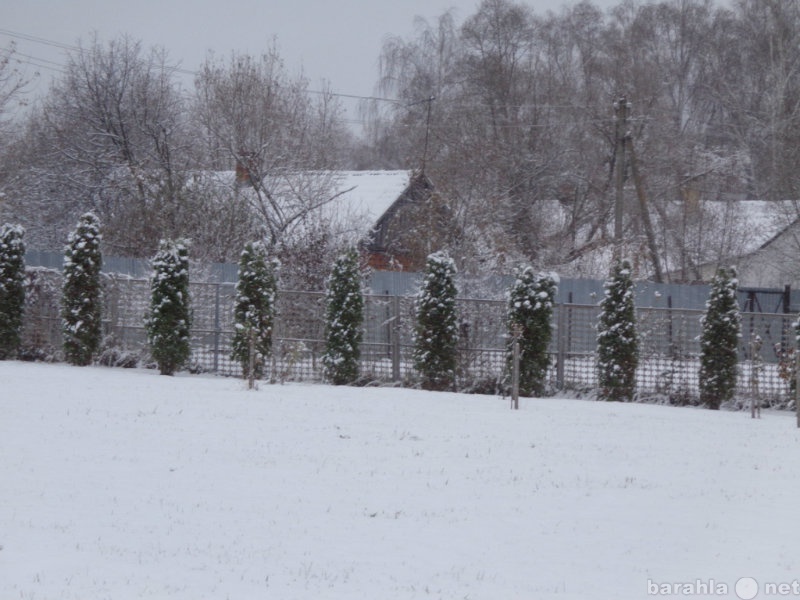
[735,200,792,254]
[2,361,800,599]
[330,171,411,226]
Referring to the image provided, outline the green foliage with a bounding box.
[413,251,459,391]
[699,267,740,409]
[61,213,103,366]
[507,267,558,397]
[231,241,278,380]
[597,259,638,401]
[322,248,364,385]
[0,223,26,360]
[146,239,192,376]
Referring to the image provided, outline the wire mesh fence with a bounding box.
[18,270,799,406]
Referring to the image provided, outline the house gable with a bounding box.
[360,172,449,271]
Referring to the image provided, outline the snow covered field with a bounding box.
[2,361,799,600]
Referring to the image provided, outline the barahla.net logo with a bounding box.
[648,579,729,596]
[648,577,800,598]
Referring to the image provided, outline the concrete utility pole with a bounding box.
[613,95,630,258]
[408,95,436,175]
[627,136,664,283]
[612,95,663,282]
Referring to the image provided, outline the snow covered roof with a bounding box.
[736,200,794,255]
[328,171,412,226]
[556,199,797,282]
[197,169,412,231]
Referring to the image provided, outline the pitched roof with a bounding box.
[736,200,795,254]
[328,171,412,226]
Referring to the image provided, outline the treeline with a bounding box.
[366,0,800,280]
[2,0,800,284]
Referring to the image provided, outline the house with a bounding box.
[357,171,444,271]
[555,198,798,287]
[204,168,448,271]
[646,198,800,290]
[318,170,446,271]
[720,215,800,289]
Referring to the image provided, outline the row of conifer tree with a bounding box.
[0,217,748,406]
[0,214,370,382]
[0,214,194,375]
[596,259,741,409]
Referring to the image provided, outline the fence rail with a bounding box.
[19,271,799,406]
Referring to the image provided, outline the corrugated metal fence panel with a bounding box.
[25,249,64,271]
[25,250,237,282]
[26,249,799,311]
[366,272,714,309]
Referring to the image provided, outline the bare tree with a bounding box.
[2,35,199,257]
[0,42,30,225]
[368,11,461,170]
[705,0,800,201]
[364,0,774,280]
[0,41,28,138]
[193,49,351,245]
[47,34,196,257]
[1,34,266,262]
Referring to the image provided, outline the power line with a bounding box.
[12,51,68,75]
[0,27,78,52]
[0,27,403,106]
[0,26,657,121]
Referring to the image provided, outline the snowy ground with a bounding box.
[2,362,799,600]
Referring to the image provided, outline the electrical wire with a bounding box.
[0,28,403,106]
[0,26,652,129]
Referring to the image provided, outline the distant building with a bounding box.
[299,170,448,272]
[359,172,447,271]
[713,216,800,288]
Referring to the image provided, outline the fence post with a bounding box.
[105,274,118,345]
[796,351,800,429]
[391,294,401,381]
[783,285,791,314]
[511,323,521,410]
[248,327,256,390]
[556,303,566,390]
[750,336,762,419]
[213,283,221,373]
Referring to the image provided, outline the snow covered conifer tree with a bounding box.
[413,251,459,391]
[322,247,364,385]
[146,239,192,376]
[597,259,638,401]
[0,224,26,360]
[231,241,278,380]
[61,213,103,366]
[506,267,558,397]
[699,266,740,409]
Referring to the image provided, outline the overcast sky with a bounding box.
[4,0,621,118]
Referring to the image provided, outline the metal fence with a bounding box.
[19,270,799,407]
[25,248,800,311]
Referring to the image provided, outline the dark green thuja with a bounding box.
[61,213,103,366]
[413,251,459,391]
[322,248,364,385]
[0,223,26,360]
[597,259,638,401]
[231,241,278,380]
[507,267,558,397]
[146,239,192,375]
[699,267,740,409]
